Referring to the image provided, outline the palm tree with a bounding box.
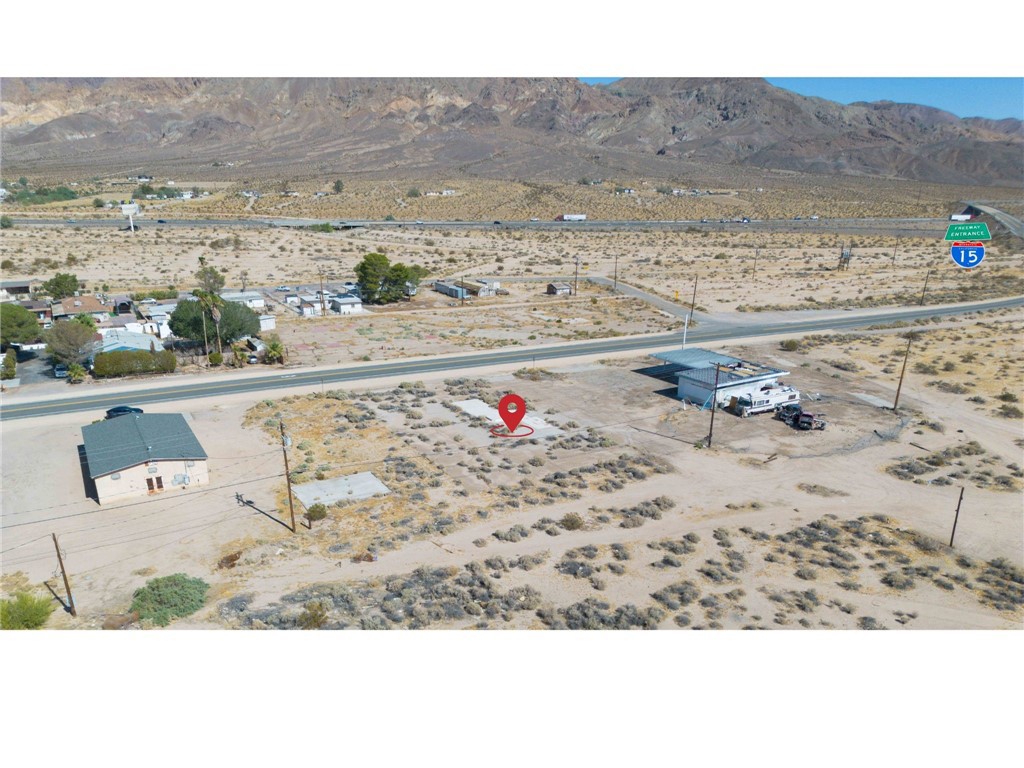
[193,289,225,356]
[264,336,285,364]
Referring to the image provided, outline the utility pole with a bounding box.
[52,533,76,617]
[891,237,899,268]
[707,363,722,448]
[682,276,698,350]
[949,487,965,547]
[279,421,297,533]
[893,333,915,412]
[461,275,465,307]
[919,270,933,306]
[613,253,618,293]
[752,247,759,275]
[318,267,327,316]
[573,256,581,296]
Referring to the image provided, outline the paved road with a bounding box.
[962,202,1024,239]
[3,296,1020,422]
[13,216,949,237]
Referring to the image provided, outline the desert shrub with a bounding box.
[298,601,329,629]
[881,571,915,591]
[795,567,817,581]
[305,503,328,525]
[651,581,700,610]
[559,512,585,530]
[780,339,800,352]
[208,351,224,366]
[130,573,209,626]
[997,404,1023,419]
[0,592,55,630]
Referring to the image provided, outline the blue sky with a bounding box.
[579,78,1023,120]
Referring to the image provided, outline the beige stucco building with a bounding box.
[82,413,209,505]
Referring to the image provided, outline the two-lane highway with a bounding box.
[3,297,1020,422]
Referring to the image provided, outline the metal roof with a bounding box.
[82,414,207,478]
[651,348,742,368]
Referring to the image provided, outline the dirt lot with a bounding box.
[10,175,1022,222]
[3,319,1020,630]
[3,222,1020,319]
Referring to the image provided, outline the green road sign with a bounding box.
[944,222,991,241]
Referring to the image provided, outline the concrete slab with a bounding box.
[453,398,563,438]
[293,471,391,508]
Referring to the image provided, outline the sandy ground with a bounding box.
[3,320,1020,630]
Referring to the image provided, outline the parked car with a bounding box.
[105,405,144,419]
[65,219,77,224]
[247,355,259,365]
[53,364,69,378]
[156,219,167,224]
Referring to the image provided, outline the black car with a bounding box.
[106,405,144,419]
[157,219,167,224]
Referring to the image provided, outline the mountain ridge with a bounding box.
[2,77,1020,186]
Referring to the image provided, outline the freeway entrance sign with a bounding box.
[950,242,985,268]
[944,222,991,241]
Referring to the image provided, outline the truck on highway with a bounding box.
[949,214,973,222]
[556,214,587,222]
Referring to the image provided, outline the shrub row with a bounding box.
[1,348,16,380]
[93,349,176,377]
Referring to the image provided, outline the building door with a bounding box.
[155,476,164,490]
[146,478,155,492]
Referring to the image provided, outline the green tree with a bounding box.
[406,187,420,198]
[354,252,392,304]
[41,272,80,300]
[0,215,13,229]
[18,177,28,187]
[169,298,259,350]
[333,179,344,194]
[195,264,226,294]
[73,313,97,331]
[194,290,226,355]
[1,303,40,346]
[0,593,55,630]
[45,320,96,365]
[92,197,105,208]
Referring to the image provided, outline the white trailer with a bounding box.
[558,214,587,222]
[949,214,972,222]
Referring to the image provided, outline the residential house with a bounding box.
[93,329,162,355]
[1,280,36,303]
[81,414,209,504]
[259,315,276,332]
[329,295,363,315]
[221,291,266,310]
[17,300,52,330]
[299,300,323,317]
[51,295,113,324]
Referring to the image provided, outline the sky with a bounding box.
[579,77,1023,121]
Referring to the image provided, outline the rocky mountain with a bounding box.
[1,77,1020,185]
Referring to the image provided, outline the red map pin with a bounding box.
[497,394,526,433]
